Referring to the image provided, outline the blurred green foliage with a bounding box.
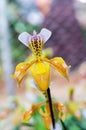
[65,116,86,130]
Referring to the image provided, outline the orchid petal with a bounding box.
[44,57,70,80]
[18,32,31,47]
[23,107,35,122]
[39,28,52,43]
[11,61,35,85]
[23,102,45,122]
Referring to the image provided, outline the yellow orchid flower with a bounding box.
[12,28,70,91]
[23,101,65,130]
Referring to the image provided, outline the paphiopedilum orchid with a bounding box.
[23,101,65,130]
[12,28,69,90]
[12,28,70,129]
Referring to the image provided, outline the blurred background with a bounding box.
[0,0,86,130]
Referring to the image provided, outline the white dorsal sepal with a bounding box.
[18,32,31,47]
[39,28,52,43]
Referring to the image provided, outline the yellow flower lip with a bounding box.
[30,61,50,91]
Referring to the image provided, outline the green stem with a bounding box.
[60,119,69,130]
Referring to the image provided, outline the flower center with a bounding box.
[29,35,43,60]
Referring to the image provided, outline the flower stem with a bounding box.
[47,88,55,129]
[60,119,69,130]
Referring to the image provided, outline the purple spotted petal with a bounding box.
[18,32,31,47]
[39,28,52,43]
